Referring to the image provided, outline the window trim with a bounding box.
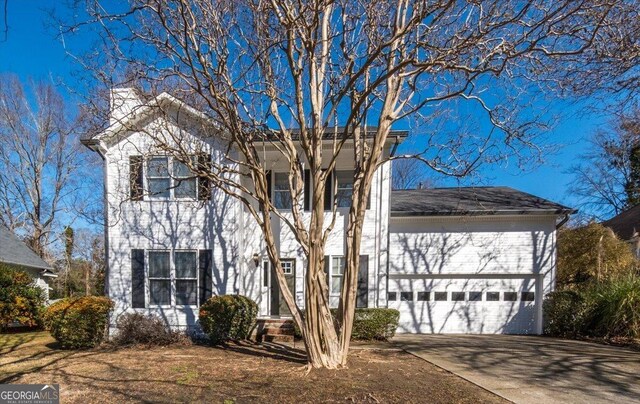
[147,249,200,308]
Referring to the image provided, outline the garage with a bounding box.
[387,187,573,335]
[387,275,542,334]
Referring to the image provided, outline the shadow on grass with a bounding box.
[215,341,307,365]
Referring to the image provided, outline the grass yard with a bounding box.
[0,332,504,403]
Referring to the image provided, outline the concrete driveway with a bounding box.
[393,334,640,404]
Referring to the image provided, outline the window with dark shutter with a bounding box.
[131,249,146,308]
[129,156,144,201]
[197,154,212,201]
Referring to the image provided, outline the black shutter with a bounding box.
[131,249,145,308]
[324,256,330,296]
[199,250,212,305]
[266,170,272,201]
[198,154,212,201]
[324,170,333,211]
[366,188,371,210]
[130,156,143,201]
[357,255,369,308]
[304,169,311,211]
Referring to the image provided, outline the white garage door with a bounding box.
[388,276,541,334]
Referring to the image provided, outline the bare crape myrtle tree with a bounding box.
[66,0,636,368]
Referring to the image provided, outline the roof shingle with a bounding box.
[0,227,52,271]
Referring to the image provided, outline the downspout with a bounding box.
[555,214,570,229]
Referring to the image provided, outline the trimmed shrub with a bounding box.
[543,290,585,338]
[44,296,113,348]
[112,313,188,346]
[0,266,45,331]
[199,295,258,344]
[293,308,400,341]
[350,308,400,340]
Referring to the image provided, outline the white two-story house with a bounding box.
[82,88,573,335]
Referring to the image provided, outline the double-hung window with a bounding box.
[273,172,292,209]
[148,250,198,306]
[173,157,197,199]
[147,157,171,198]
[334,171,354,208]
[146,156,198,199]
[329,256,345,299]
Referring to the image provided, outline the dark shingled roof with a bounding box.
[602,204,640,240]
[390,187,574,217]
[0,227,52,271]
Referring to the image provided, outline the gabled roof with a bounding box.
[602,204,640,241]
[81,92,217,147]
[0,227,54,272]
[390,187,574,217]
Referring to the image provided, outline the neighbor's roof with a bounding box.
[602,204,640,240]
[0,227,53,271]
[390,187,575,217]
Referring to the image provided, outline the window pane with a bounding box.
[282,261,293,274]
[173,158,193,177]
[335,171,353,208]
[332,257,345,275]
[434,292,447,301]
[521,292,535,301]
[149,252,170,278]
[331,276,342,294]
[452,292,465,301]
[486,292,500,301]
[274,173,292,209]
[469,291,482,301]
[400,292,413,302]
[504,292,518,301]
[176,280,197,305]
[150,280,170,305]
[387,292,397,301]
[175,178,197,199]
[175,251,197,278]
[148,157,169,176]
[149,178,170,198]
[417,292,430,301]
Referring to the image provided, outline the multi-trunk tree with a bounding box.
[67,0,636,368]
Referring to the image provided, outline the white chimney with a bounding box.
[110,88,143,126]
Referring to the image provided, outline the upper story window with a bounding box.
[334,171,354,208]
[273,172,292,209]
[130,154,211,201]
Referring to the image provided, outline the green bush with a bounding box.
[0,266,45,331]
[543,290,585,338]
[113,312,188,346]
[544,275,640,340]
[199,295,258,344]
[582,275,640,339]
[294,308,400,341]
[44,296,113,348]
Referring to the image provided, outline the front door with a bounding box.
[270,259,295,316]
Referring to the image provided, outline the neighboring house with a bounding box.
[602,204,640,258]
[0,227,57,301]
[81,88,573,335]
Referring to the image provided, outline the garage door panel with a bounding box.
[389,277,538,334]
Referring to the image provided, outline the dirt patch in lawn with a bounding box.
[0,332,505,403]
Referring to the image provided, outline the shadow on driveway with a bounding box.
[393,334,640,404]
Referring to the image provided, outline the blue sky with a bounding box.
[0,2,611,216]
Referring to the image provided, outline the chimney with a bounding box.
[110,88,143,125]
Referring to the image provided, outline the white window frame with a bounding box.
[147,249,199,307]
[145,155,199,201]
[329,256,345,299]
[172,156,198,200]
[334,170,354,208]
[273,172,293,209]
